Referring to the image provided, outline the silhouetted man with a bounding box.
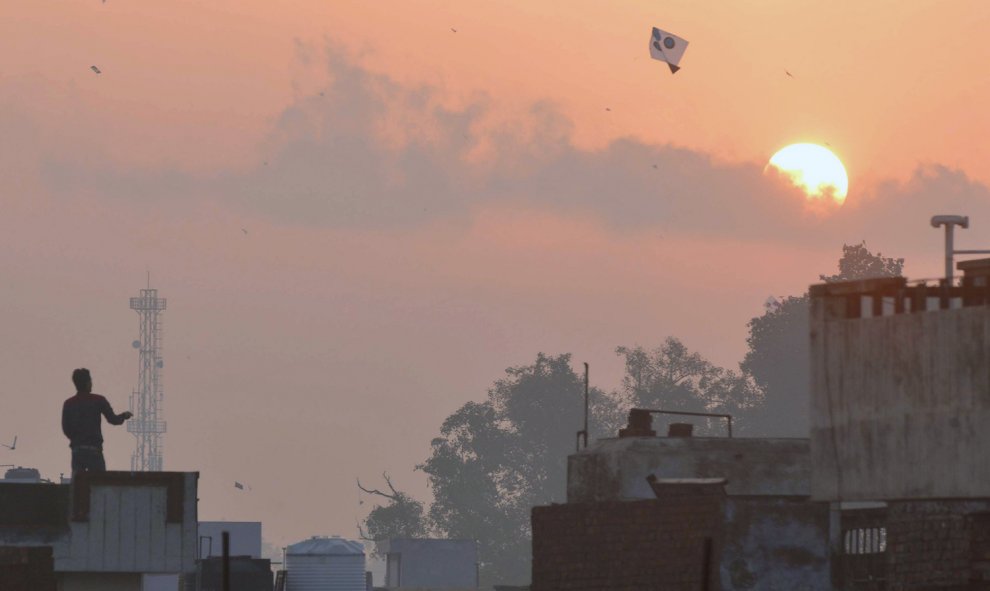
[62,368,132,474]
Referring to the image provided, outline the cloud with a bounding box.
[26,42,990,258]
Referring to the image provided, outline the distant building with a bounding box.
[380,538,478,589]
[195,521,270,591]
[198,521,262,559]
[0,471,199,590]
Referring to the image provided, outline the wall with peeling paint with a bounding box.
[720,497,831,591]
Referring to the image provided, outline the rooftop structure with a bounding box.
[809,255,990,589]
[2,467,42,484]
[380,538,479,589]
[0,471,199,590]
[198,521,262,559]
[568,435,811,502]
[285,536,366,591]
[533,412,831,591]
[809,266,990,501]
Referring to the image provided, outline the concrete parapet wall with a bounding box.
[811,286,990,500]
[567,437,811,503]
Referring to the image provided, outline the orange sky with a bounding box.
[3,0,990,553]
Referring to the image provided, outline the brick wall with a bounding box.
[886,501,990,590]
[971,512,990,587]
[531,497,721,591]
[0,547,56,591]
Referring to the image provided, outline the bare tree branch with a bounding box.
[383,472,400,497]
[356,474,400,501]
[356,519,373,541]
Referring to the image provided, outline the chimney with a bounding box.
[667,423,694,437]
[618,409,656,437]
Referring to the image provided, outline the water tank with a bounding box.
[286,536,366,591]
[2,467,41,483]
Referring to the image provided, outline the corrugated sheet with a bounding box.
[54,472,198,573]
[286,554,365,591]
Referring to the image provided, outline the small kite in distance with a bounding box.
[450,27,457,33]
[649,27,688,74]
[234,481,251,490]
[90,66,102,74]
[785,70,794,78]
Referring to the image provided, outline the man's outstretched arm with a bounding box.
[101,398,133,425]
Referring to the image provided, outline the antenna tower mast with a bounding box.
[128,287,167,471]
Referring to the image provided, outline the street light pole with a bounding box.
[931,215,970,284]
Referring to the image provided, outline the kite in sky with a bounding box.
[649,27,688,74]
[90,65,101,74]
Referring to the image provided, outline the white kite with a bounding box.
[649,27,688,74]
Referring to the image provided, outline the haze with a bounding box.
[3,0,990,551]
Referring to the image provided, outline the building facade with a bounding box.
[810,266,990,590]
[532,416,832,590]
[0,471,199,590]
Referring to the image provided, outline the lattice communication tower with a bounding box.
[128,288,167,471]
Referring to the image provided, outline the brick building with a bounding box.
[531,416,832,590]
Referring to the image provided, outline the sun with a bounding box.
[767,143,848,204]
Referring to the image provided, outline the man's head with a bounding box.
[72,368,92,393]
